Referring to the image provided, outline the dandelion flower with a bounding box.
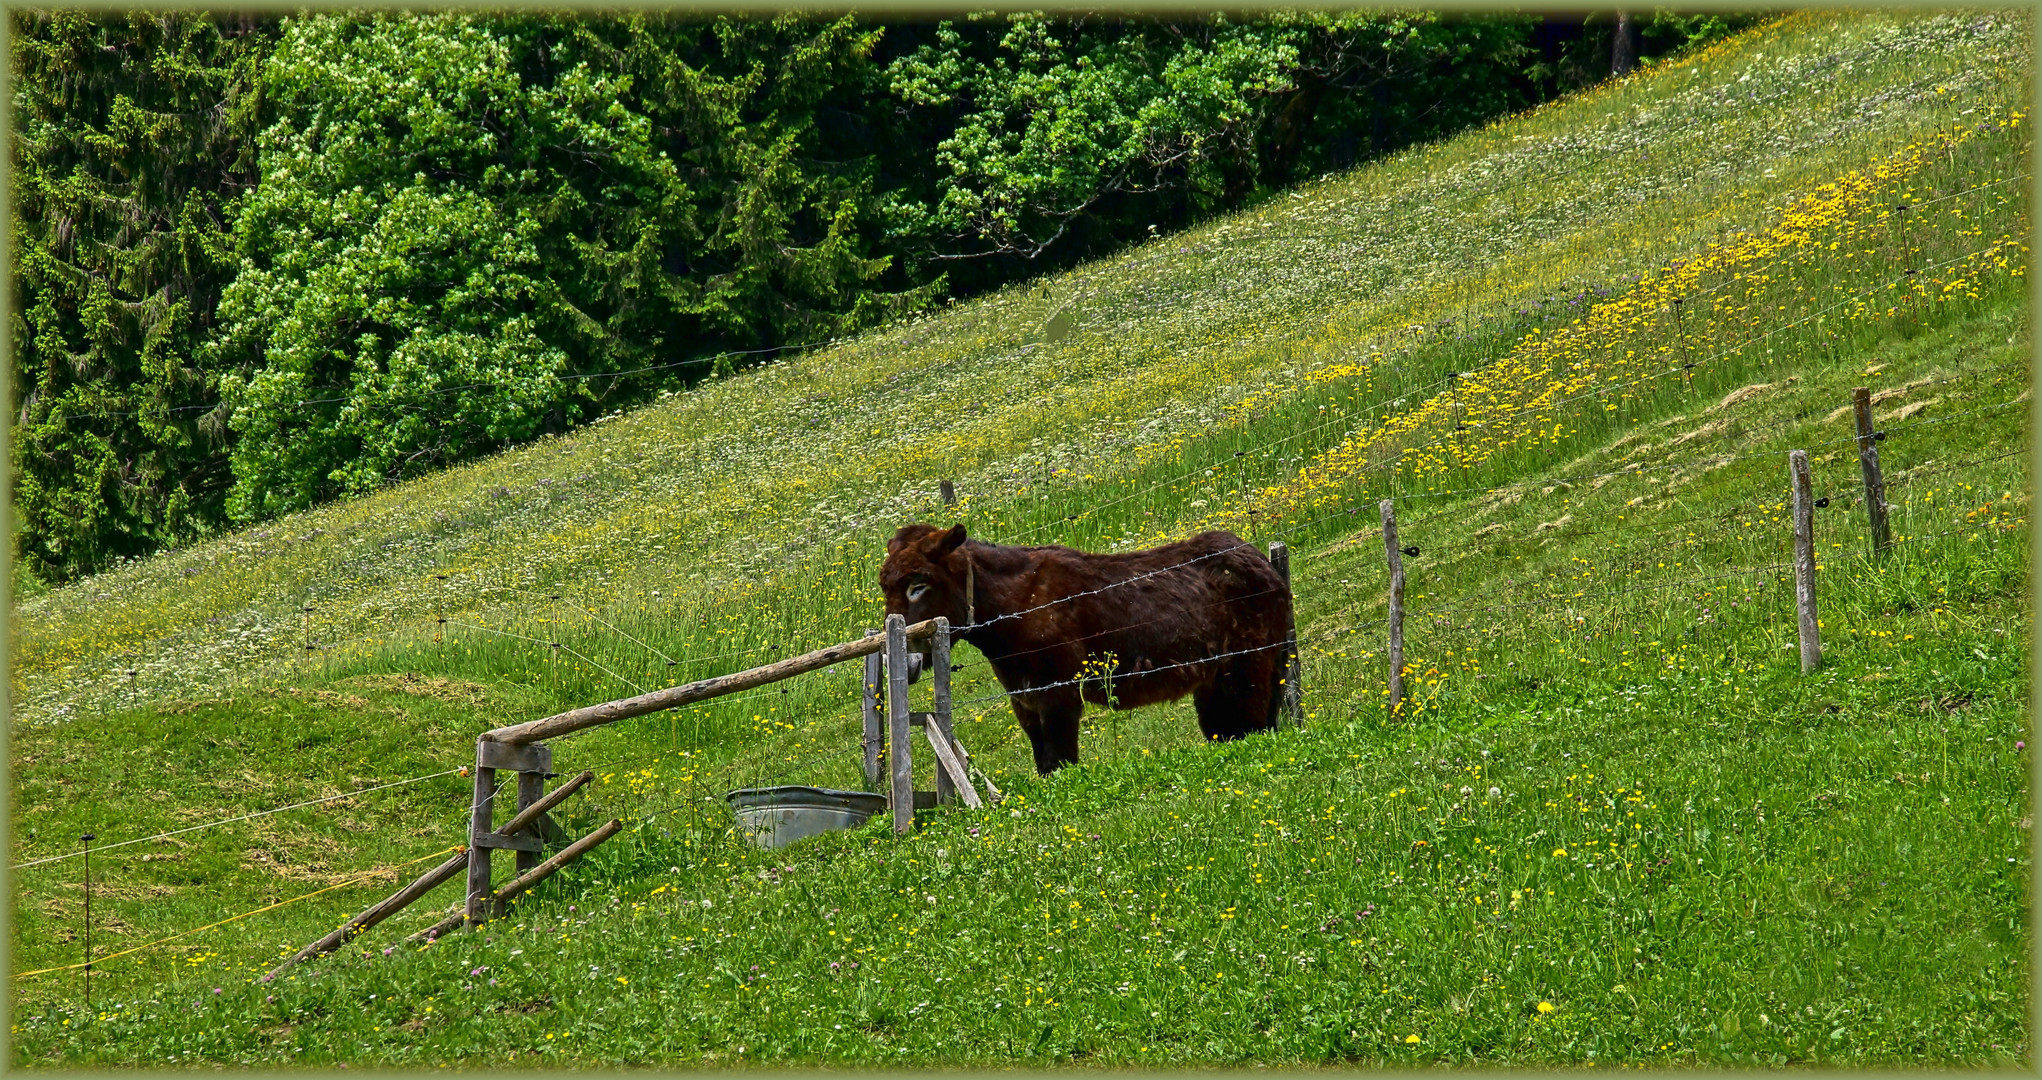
[1405,1034,1421,1044]
[1538,1001,1555,1014]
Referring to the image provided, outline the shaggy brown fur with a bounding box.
[880,524,1292,774]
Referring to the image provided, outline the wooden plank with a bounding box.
[268,849,468,978]
[484,619,942,745]
[887,615,914,833]
[1267,541,1303,726]
[922,726,983,810]
[1380,500,1406,716]
[470,830,543,853]
[465,752,495,926]
[514,771,546,874]
[477,741,552,775]
[1854,387,1893,556]
[498,770,592,839]
[1790,449,1821,674]
[931,619,955,805]
[489,819,624,919]
[861,630,882,790]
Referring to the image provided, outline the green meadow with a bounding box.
[10,10,2030,1067]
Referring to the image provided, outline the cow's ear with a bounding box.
[936,523,968,555]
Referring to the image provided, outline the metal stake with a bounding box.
[80,832,94,1014]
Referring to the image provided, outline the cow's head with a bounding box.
[879,523,971,682]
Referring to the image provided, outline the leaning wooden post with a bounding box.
[267,849,468,979]
[489,819,623,920]
[1789,450,1821,674]
[1381,500,1407,716]
[465,744,496,926]
[1267,541,1302,726]
[931,618,955,805]
[885,614,914,833]
[1852,387,1892,557]
[861,629,882,791]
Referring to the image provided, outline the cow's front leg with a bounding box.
[1015,685,1083,774]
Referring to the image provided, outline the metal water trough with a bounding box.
[725,786,889,849]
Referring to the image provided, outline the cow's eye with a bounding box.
[906,583,930,603]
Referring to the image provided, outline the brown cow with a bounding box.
[880,523,1292,774]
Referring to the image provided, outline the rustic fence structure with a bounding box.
[271,614,1000,973]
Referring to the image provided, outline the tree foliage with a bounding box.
[212,13,932,518]
[10,11,271,584]
[882,13,1543,270]
[11,9,1757,581]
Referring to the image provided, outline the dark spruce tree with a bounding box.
[10,11,276,585]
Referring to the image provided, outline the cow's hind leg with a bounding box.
[1192,653,1281,742]
[1015,686,1083,774]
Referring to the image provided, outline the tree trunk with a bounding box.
[1611,11,1637,76]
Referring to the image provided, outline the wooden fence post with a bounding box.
[465,744,495,926]
[1381,500,1406,716]
[1267,541,1302,726]
[1853,387,1892,557]
[939,479,957,506]
[885,614,913,833]
[861,629,882,790]
[1790,450,1821,674]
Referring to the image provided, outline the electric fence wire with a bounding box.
[10,769,466,871]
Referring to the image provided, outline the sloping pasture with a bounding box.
[10,9,2031,1067]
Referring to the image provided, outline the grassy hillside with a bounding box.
[10,9,2031,1067]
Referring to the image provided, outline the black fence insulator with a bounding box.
[1874,430,1888,442]
[1814,497,1830,508]
[1403,546,1421,557]
[1895,203,1910,211]
[435,575,448,580]
[666,660,677,667]
[1672,298,1684,305]
[1234,451,1244,458]
[951,664,964,672]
